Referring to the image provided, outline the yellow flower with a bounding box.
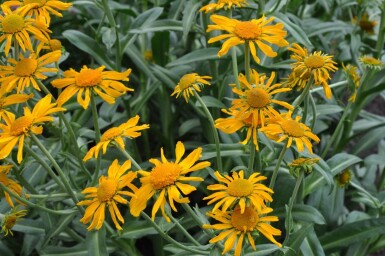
[336,169,352,188]
[207,15,288,63]
[359,55,384,69]
[260,111,320,154]
[0,86,33,121]
[0,165,26,208]
[43,39,63,52]
[204,170,273,214]
[356,12,377,34]
[342,63,361,102]
[77,159,137,230]
[215,109,261,150]
[171,73,211,103]
[0,4,50,56]
[0,95,65,163]
[1,207,27,236]
[203,206,282,256]
[51,65,133,109]
[199,0,248,13]
[230,70,293,127]
[83,115,150,161]
[0,43,61,93]
[288,43,338,99]
[3,0,73,26]
[130,141,211,221]
[288,157,320,176]
[282,68,311,90]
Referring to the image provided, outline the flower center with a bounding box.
[234,21,261,40]
[10,116,34,136]
[48,39,62,51]
[23,0,46,6]
[246,88,270,108]
[338,170,351,186]
[150,162,181,190]
[281,119,304,137]
[14,58,38,77]
[227,178,254,197]
[4,216,17,229]
[101,127,122,142]
[359,20,375,32]
[231,206,259,232]
[179,74,198,90]
[75,69,102,87]
[97,178,118,202]
[304,55,325,69]
[2,14,25,34]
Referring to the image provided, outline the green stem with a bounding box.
[231,48,241,90]
[321,101,353,158]
[8,160,38,194]
[90,92,102,186]
[37,80,92,179]
[293,77,313,114]
[269,140,289,190]
[101,0,121,70]
[268,0,283,14]
[282,171,304,248]
[247,142,256,176]
[181,203,215,238]
[244,43,251,82]
[194,91,222,172]
[309,92,317,130]
[140,211,209,255]
[118,147,142,171]
[309,80,347,94]
[169,214,201,246]
[0,182,75,215]
[375,1,385,58]
[28,193,81,199]
[259,0,265,15]
[30,134,82,212]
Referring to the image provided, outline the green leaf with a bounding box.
[196,96,226,109]
[130,20,183,33]
[62,30,114,70]
[42,213,77,248]
[179,118,201,137]
[352,126,385,155]
[21,234,42,256]
[167,48,220,67]
[274,205,326,225]
[182,1,201,43]
[119,220,174,239]
[86,227,108,256]
[152,31,170,66]
[320,217,385,252]
[101,27,116,50]
[300,227,325,256]
[315,104,343,116]
[201,143,246,160]
[306,19,352,37]
[286,224,313,256]
[273,13,312,48]
[130,7,163,29]
[244,244,283,255]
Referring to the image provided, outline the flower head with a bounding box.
[0,5,50,56]
[0,95,65,163]
[288,43,338,99]
[200,0,248,13]
[356,12,377,34]
[1,207,27,236]
[43,38,62,52]
[342,63,361,102]
[282,68,311,90]
[83,115,150,161]
[288,157,320,177]
[203,206,282,256]
[260,111,320,154]
[51,65,133,109]
[130,141,211,221]
[0,87,33,121]
[207,15,288,63]
[336,169,352,188]
[204,170,273,213]
[0,43,61,93]
[230,70,293,127]
[0,165,26,208]
[359,55,384,69]
[3,0,73,26]
[171,73,211,103]
[77,159,137,230]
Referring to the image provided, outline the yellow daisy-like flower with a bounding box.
[288,157,320,176]
[282,68,311,90]
[77,159,137,231]
[215,108,261,150]
[0,165,26,208]
[288,43,338,99]
[207,15,288,63]
[43,38,63,52]
[204,170,273,214]
[83,115,150,161]
[0,95,65,163]
[0,43,61,93]
[359,55,384,69]
[336,169,352,188]
[0,5,50,56]
[51,65,133,109]
[260,111,320,154]
[0,86,33,121]
[199,0,248,13]
[171,73,211,103]
[203,206,282,256]
[3,0,72,26]
[1,207,27,236]
[130,141,211,221]
[342,63,361,102]
[230,70,293,127]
